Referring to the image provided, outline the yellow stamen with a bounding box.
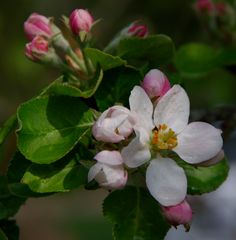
[151,124,178,150]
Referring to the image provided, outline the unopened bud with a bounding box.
[195,0,214,14]
[162,200,193,228]
[141,69,171,99]
[24,13,52,41]
[127,22,148,37]
[25,35,49,61]
[69,9,94,34]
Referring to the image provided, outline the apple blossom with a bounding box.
[88,150,128,190]
[92,105,135,143]
[69,9,94,34]
[162,200,193,227]
[141,69,171,99]
[121,85,223,206]
[24,13,52,41]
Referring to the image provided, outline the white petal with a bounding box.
[101,165,128,189]
[88,163,102,182]
[121,128,151,168]
[175,122,223,164]
[129,86,154,132]
[146,158,187,206]
[154,85,189,134]
[94,150,123,165]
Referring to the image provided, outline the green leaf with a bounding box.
[95,67,142,111]
[0,115,17,146]
[175,43,219,76]
[0,177,10,199]
[17,96,94,164]
[42,68,103,98]
[0,229,7,240]
[6,152,49,198]
[176,158,229,195]
[0,196,25,220]
[0,220,19,240]
[103,187,170,240]
[117,35,175,68]
[22,154,88,193]
[85,48,126,71]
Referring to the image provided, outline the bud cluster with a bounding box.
[194,0,236,44]
[24,10,95,81]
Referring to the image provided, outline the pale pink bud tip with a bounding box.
[69,9,94,34]
[25,35,49,61]
[141,69,171,99]
[24,13,52,41]
[162,200,193,227]
[128,23,148,37]
[195,0,214,13]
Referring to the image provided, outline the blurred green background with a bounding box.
[0,1,236,239]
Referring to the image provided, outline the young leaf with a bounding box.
[42,68,103,98]
[95,67,142,111]
[0,114,17,146]
[22,155,88,193]
[103,187,170,240]
[117,35,175,68]
[17,96,94,164]
[176,158,229,195]
[85,48,126,71]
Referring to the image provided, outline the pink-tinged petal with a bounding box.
[154,85,189,134]
[129,86,154,132]
[88,163,102,182]
[141,69,171,99]
[121,128,151,168]
[162,200,192,226]
[94,150,123,165]
[146,158,187,206]
[175,122,223,164]
[101,165,128,189]
[92,106,134,143]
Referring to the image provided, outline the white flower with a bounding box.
[121,85,223,206]
[88,150,128,190]
[92,106,135,143]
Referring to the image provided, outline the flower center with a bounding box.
[151,124,178,150]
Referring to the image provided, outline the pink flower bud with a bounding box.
[88,150,128,190]
[195,0,214,14]
[69,9,94,34]
[24,13,52,41]
[141,69,171,99]
[162,200,192,227]
[127,22,148,37]
[25,35,49,61]
[92,106,135,143]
